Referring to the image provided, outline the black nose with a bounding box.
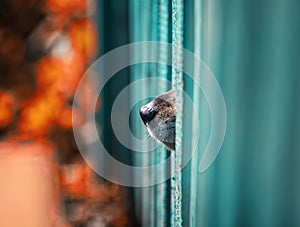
[139,106,157,124]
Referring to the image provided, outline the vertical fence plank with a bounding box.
[171,0,184,226]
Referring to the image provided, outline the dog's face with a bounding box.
[139,89,176,150]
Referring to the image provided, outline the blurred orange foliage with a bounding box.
[19,91,63,136]
[0,91,14,128]
[58,107,83,129]
[55,51,85,96]
[48,0,87,13]
[37,57,65,88]
[69,19,97,62]
[37,52,84,96]
[61,163,92,199]
[0,1,131,225]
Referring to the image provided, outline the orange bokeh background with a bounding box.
[0,0,131,226]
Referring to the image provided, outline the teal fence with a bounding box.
[98,0,300,226]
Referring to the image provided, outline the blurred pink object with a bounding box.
[0,139,60,227]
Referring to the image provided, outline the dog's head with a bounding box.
[139,89,176,150]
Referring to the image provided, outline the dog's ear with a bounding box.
[156,89,176,104]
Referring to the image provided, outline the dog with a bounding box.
[139,90,176,150]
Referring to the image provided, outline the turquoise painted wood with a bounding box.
[99,0,300,226]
